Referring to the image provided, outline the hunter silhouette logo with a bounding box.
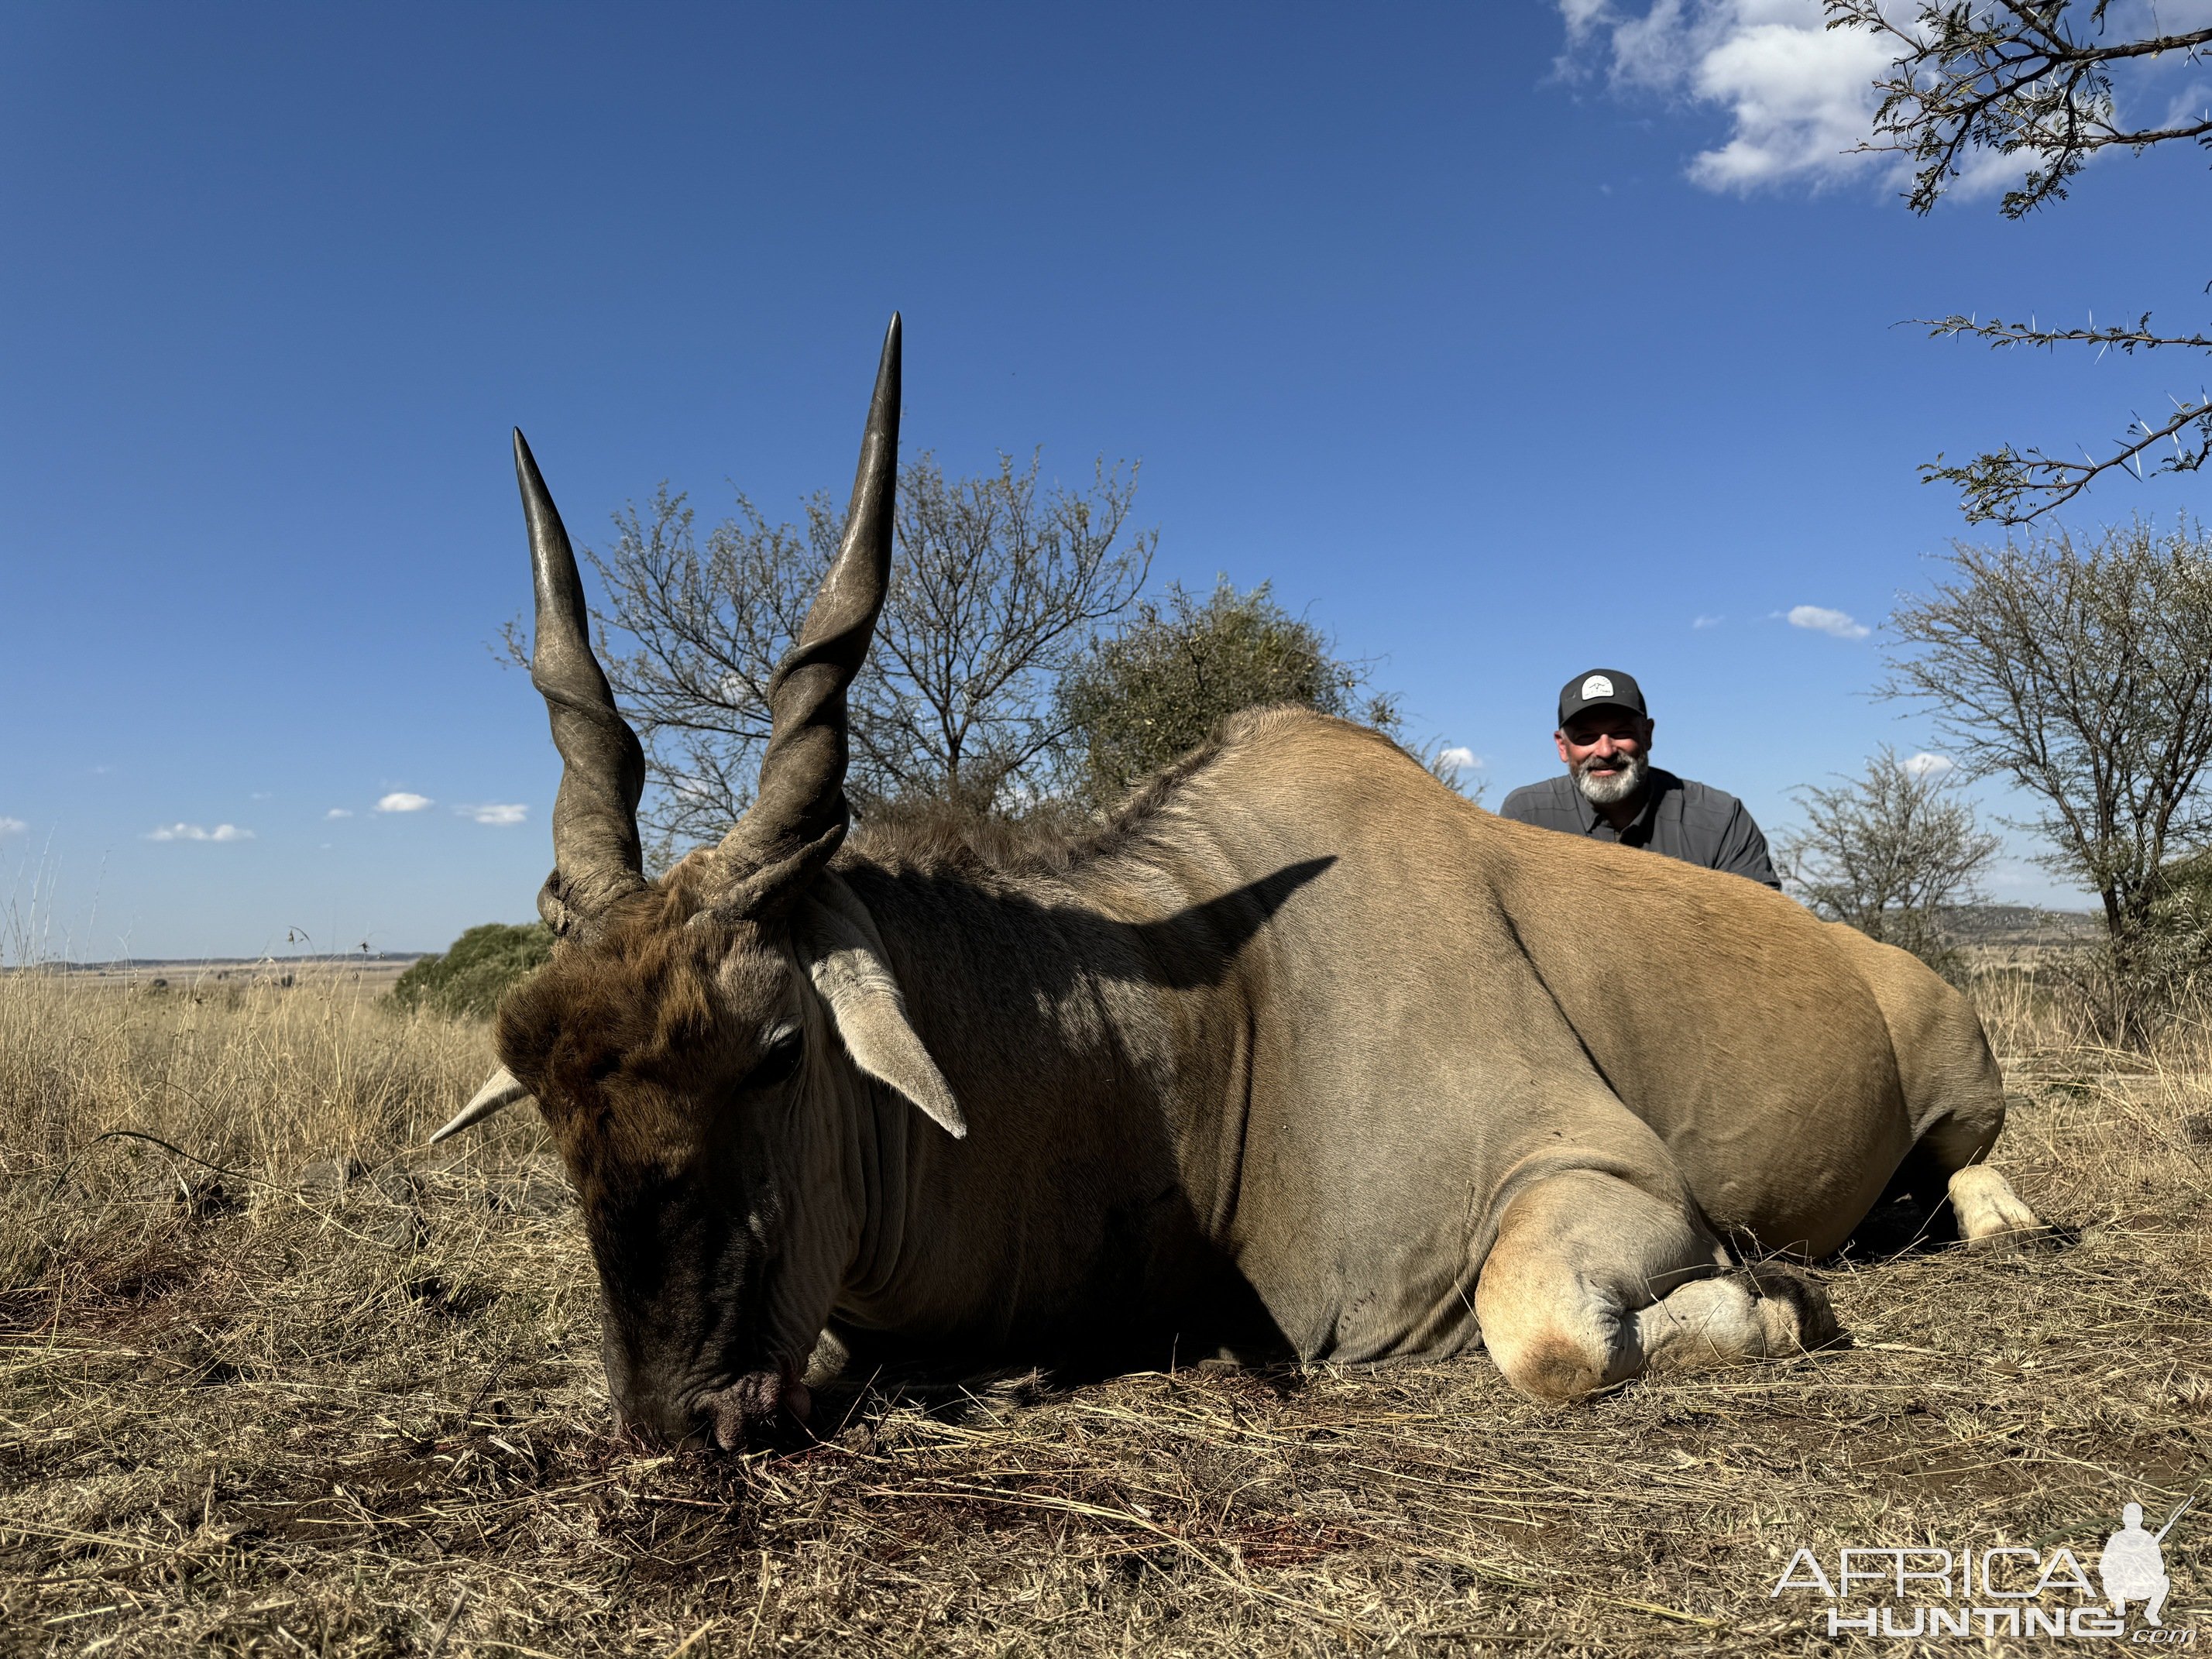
[1771,1496,2198,1640]
[2103,1499,2189,1627]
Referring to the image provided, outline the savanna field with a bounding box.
[1,963,2207,1657]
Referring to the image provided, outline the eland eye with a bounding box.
[742,1029,803,1091]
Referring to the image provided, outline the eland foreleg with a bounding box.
[1473,1169,1837,1402]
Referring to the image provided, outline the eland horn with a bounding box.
[431,1066,533,1144]
[700,313,902,921]
[514,429,647,937]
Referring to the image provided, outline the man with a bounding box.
[1499,668,1779,888]
[2099,1502,2172,1626]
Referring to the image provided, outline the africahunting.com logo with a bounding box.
[1771,1497,2196,1640]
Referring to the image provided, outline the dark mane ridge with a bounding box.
[838,704,1372,882]
[837,725,1236,881]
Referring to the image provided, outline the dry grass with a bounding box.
[2,962,2209,1656]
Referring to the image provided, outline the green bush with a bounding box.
[1055,579,1400,811]
[389,922,553,1021]
[2056,852,2212,1045]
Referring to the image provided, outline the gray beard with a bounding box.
[1575,752,1648,808]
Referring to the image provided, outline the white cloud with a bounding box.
[0,816,25,836]
[1557,1,1911,194]
[326,807,353,819]
[459,802,529,826]
[376,792,434,813]
[1554,2,2212,201]
[1558,0,1613,36]
[1692,613,1724,629]
[1437,747,1483,771]
[146,823,254,843]
[1901,751,1953,778]
[1689,9,1900,191]
[1787,603,1870,640]
[2160,75,2212,133]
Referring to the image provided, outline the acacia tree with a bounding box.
[861,453,1153,815]
[1827,0,2212,523]
[545,485,814,856]
[1884,518,2212,987]
[531,453,1152,855]
[1776,747,2000,977]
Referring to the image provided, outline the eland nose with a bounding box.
[693,1371,813,1450]
[601,1357,709,1448]
[611,1386,706,1448]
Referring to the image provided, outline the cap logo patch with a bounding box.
[1581,675,1613,699]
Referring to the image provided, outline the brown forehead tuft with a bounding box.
[493,884,790,1137]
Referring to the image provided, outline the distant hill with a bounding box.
[37,953,428,971]
[1937,905,2101,947]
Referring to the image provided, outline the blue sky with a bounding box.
[4,2,2207,960]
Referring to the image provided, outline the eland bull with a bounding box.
[437,316,2042,1446]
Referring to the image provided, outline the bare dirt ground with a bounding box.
[1,965,2207,1655]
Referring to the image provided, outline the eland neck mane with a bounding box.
[786,707,1360,1365]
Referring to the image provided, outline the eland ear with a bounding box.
[793,876,967,1140]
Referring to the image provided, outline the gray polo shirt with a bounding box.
[1497,768,1780,888]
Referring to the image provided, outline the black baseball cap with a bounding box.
[1558,668,1646,726]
